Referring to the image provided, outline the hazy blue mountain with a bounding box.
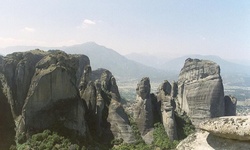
[125,52,167,69]
[163,55,250,86]
[2,43,249,86]
[163,55,249,73]
[125,53,250,86]
[61,42,170,81]
[1,43,174,81]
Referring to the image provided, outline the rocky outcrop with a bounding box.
[199,116,250,141]
[79,67,135,143]
[177,58,225,126]
[85,69,135,143]
[3,50,47,117]
[177,116,250,150]
[224,95,237,116]
[19,51,89,137]
[156,80,177,141]
[176,130,250,150]
[134,77,154,136]
[0,49,135,147]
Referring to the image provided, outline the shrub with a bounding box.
[152,122,178,149]
[16,130,80,150]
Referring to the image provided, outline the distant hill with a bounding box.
[61,42,169,81]
[2,43,249,86]
[125,53,250,86]
[125,52,167,69]
[1,42,170,82]
[164,55,250,86]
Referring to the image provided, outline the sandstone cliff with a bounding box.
[0,50,134,149]
[177,58,225,126]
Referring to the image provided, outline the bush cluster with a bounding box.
[15,130,81,150]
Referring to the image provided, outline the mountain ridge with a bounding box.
[2,42,249,86]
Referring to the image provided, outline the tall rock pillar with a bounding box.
[177,58,225,126]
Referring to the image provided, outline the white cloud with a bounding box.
[83,19,96,25]
[78,19,97,29]
[22,27,35,32]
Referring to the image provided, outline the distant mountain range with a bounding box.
[61,42,168,81]
[126,53,250,86]
[0,42,169,82]
[1,42,250,86]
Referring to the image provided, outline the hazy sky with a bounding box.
[0,0,249,60]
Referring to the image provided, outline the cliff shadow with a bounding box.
[206,133,250,150]
[0,91,15,149]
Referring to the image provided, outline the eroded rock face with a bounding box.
[107,100,135,143]
[20,51,89,137]
[134,77,154,137]
[3,50,47,116]
[157,80,177,141]
[199,116,250,141]
[0,49,136,146]
[177,58,225,126]
[99,70,135,143]
[80,68,135,143]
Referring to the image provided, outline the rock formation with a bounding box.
[156,80,177,141]
[199,116,250,141]
[19,51,89,137]
[0,50,135,149]
[80,68,135,143]
[177,58,225,126]
[134,77,154,137]
[3,50,47,117]
[176,130,250,150]
[224,95,237,116]
[94,70,135,143]
[177,116,250,150]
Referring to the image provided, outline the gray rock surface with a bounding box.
[176,130,250,150]
[156,80,177,141]
[199,116,250,141]
[134,77,154,137]
[20,51,89,137]
[3,50,47,116]
[177,58,225,126]
[99,70,135,143]
[0,49,135,145]
[79,68,135,143]
[224,95,237,116]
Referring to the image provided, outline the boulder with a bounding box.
[199,116,250,141]
[176,130,250,150]
[177,58,225,126]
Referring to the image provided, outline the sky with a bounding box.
[0,0,249,60]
